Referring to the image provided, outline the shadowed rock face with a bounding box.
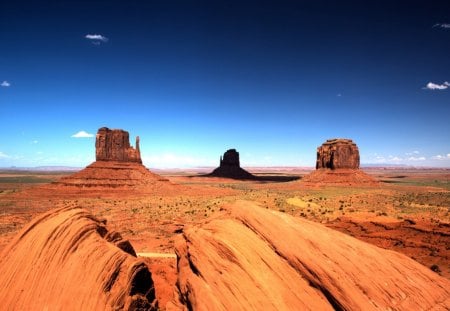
[316,138,359,170]
[209,149,255,180]
[171,201,450,310]
[0,207,158,310]
[96,127,142,163]
[220,149,240,167]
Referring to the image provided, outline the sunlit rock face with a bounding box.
[96,127,142,163]
[316,138,359,170]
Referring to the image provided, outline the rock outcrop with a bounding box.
[208,149,255,180]
[303,138,376,185]
[171,201,450,310]
[316,138,359,169]
[0,206,158,310]
[96,127,142,163]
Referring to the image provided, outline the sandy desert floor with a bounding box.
[0,167,449,308]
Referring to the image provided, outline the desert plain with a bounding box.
[0,165,449,309]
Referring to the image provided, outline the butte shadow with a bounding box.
[199,149,299,182]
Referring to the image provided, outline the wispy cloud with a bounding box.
[433,23,450,29]
[0,151,10,159]
[85,34,109,44]
[71,130,94,138]
[1,81,10,87]
[431,154,450,160]
[423,81,449,90]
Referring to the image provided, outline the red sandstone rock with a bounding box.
[51,127,184,191]
[96,127,142,163]
[316,138,359,169]
[0,206,158,310]
[171,201,450,310]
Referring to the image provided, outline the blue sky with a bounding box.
[1,0,449,168]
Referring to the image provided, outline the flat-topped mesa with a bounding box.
[95,127,142,163]
[316,138,360,170]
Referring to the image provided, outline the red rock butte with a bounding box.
[303,138,377,185]
[52,127,172,190]
[96,127,142,163]
[316,138,360,169]
[208,149,256,180]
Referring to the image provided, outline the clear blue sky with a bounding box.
[1,0,449,168]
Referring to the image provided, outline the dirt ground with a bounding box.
[0,167,449,308]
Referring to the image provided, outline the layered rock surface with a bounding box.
[96,127,142,163]
[208,149,255,180]
[0,206,158,310]
[316,138,360,169]
[172,201,450,310]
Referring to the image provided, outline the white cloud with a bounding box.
[85,34,109,43]
[406,156,426,161]
[433,23,450,29]
[1,81,10,87]
[0,151,10,159]
[405,150,420,156]
[432,154,450,160]
[423,81,450,90]
[71,130,94,138]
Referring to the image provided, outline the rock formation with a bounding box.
[208,149,256,180]
[96,127,142,163]
[52,127,176,191]
[303,138,376,185]
[0,206,158,310]
[170,201,450,310]
[316,138,359,169]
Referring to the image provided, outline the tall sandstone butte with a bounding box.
[316,138,359,170]
[96,127,142,163]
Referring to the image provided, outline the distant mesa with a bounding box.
[303,138,377,185]
[52,127,170,190]
[208,149,256,180]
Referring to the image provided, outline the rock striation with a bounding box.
[208,149,255,180]
[316,138,359,169]
[0,206,158,310]
[171,201,450,310]
[96,127,142,163]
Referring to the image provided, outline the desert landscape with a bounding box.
[0,128,448,309]
[2,1,450,309]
